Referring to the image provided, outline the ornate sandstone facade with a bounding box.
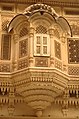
[0,0,79,118]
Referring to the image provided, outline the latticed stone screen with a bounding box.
[36,25,47,34]
[1,34,11,60]
[55,59,62,70]
[54,29,60,39]
[18,59,28,70]
[0,63,10,72]
[19,28,28,38]
[19,39,28,58]
[68,38,79,63]
[2,20,9,31]
[54,40,61,59]
[68,66,79,75]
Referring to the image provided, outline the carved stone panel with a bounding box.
[18,58,28,70]
[0,63,10,72]
[35,57,48,67]
[55,59,62,70]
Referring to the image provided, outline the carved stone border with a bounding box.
[0,0,79,7]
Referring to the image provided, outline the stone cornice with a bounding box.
[0,0,79,7]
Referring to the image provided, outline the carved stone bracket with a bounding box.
[61,33,66,43]
[13,34,19,43]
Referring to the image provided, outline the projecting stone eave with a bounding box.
[7,3,72,37]
[7,14,29,32]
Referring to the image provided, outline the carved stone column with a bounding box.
[29,27,34,67]
[49,28,55,67]
[61,33,68,73]
[12,34,18,71]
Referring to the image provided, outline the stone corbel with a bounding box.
[61,33,66,43]
[48,28,55,37]
[29,27,35,36]
[13,34,19,44]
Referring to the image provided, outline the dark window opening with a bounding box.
[65,10,79,15]
[2,6,13,11]
[1,34,11,60]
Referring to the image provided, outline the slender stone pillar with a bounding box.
[29,27,34,67]
[12,34,19,71]
[49,28,55,67]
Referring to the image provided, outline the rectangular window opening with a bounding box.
[1,34,11,60]
[65,10,79,15]
[34,34,50,56]
[2,5,14,11]
[19,39,28,58]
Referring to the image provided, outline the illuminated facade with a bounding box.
[0,0,79,118]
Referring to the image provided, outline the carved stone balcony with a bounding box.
[14,68,68,117]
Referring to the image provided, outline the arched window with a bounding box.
[34,25,50,56]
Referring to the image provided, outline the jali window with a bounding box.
[54,40,61,60]
[68,38,79,63]
[1,34,11,60]
[19,39,28,58]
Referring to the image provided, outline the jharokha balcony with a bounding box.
[0,2,79,118]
